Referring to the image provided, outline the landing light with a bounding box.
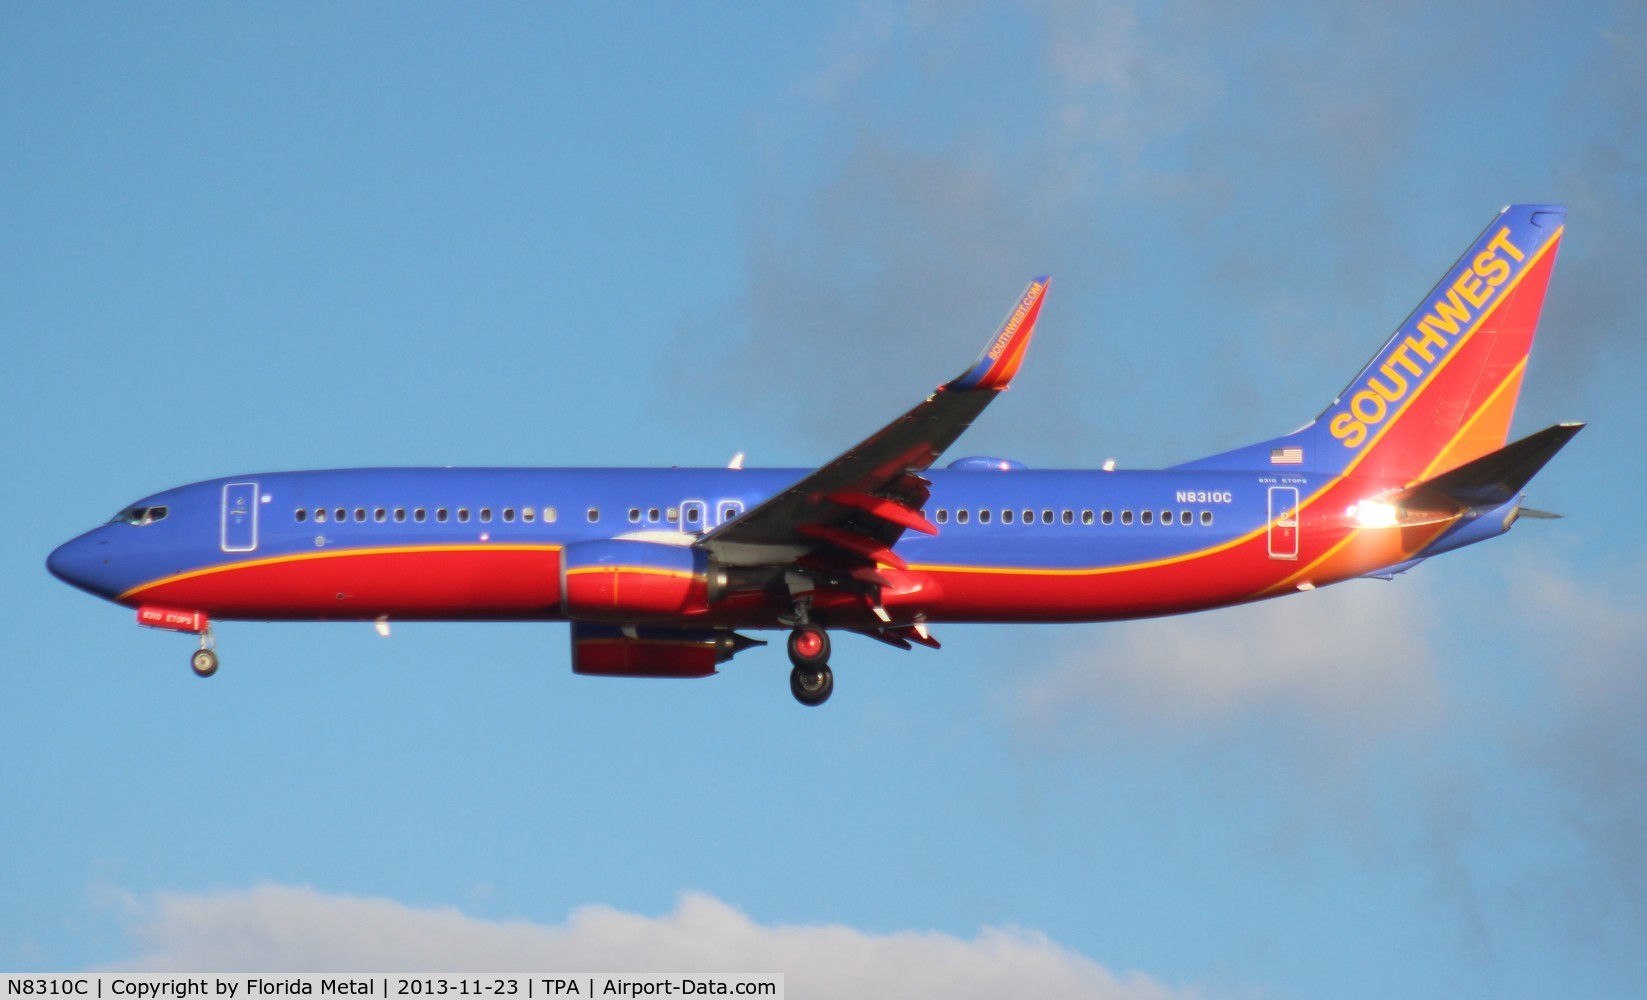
[1348,500,1400,528]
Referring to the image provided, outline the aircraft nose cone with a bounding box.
[47,533,112,597]
[47,538,81,584]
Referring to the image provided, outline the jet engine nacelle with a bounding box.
[560,539,723,621]
[570,623,763,678]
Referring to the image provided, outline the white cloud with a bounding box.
[1014,577,1443,744]
[106,885,1194,1000]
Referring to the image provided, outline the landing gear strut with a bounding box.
[787,625,833,707]
[190,627,218,678]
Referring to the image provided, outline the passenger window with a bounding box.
[666,507,678,524]
[1022,509,1033,524]
[1002,509,1014,524]
[685,507,700,525]
[1102,510,1113,525]
[415,508,427,523]
[587,507,600,523]
[1121,510,1133,525]
[936,509,948,524]
[629,508,641,523]
[374,508,386,522]
[1141,510,1153,525]
[295,508,308,523]
[394,508,406,522]
[648,507,660,523]
[1062,510,1073,524]
[1042,510,1054,524]
[522,507,535,523]
[1201,510,1213,526]
[1082,509,1093,525]
[436,508,449,522]
[335,508,347,523]
[979,509,991,524]
[354,508,367,522]
[480,508,492,523]
[457,508,470,523]
[315,509,327,524]
[1160,510,1172,525]
[502,508,514,522]
[544,506,558,523]
[1180,510,1192,525]
[957,509,970,524]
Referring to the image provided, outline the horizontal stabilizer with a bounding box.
[1516,507,1564,520]
[1393,422,1583,512]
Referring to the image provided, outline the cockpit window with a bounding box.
[110,505,168,526]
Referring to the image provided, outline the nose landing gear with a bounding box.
[787,625,833,707]
[190,627,218,678]
[136,607,220,678]
[191,648,219,678]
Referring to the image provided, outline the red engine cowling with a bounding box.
[570,624,763,678]
[561,539,722,621]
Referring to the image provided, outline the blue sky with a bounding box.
[3,3,1644,997]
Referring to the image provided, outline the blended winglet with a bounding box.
[946,277,1050,391]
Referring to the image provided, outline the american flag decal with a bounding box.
[1270,447,1304,465]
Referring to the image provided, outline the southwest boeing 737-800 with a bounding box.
[49,205,1580,706]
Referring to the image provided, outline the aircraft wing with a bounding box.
[700,277,1049,568]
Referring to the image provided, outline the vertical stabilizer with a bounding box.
[1319,204,1564,481]
[1174,205,1564,482]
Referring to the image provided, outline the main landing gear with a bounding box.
[787,625,833,707]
